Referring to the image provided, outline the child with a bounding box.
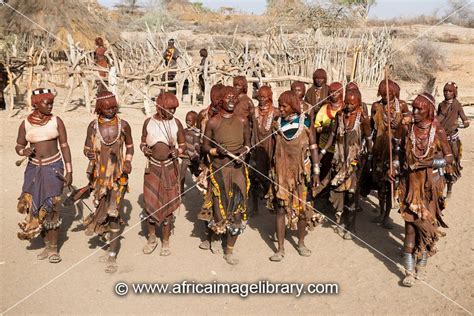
[179,111,201,192]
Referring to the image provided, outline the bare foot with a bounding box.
[269,250,285,262]
[297,245,311,257]
[343,230,353,240]
[199,240,211,250]
[402,271,416,287]
[143,234,158,254]
[105,257,117,274]
[210,240,221,254]
[224,253,239,265]
[160,242,171,256]
[37,245,50,260]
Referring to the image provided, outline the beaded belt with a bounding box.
[149,157,174,167]
[447,130,459,142]
[29,152,62,166]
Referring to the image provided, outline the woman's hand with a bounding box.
[64,172,73,186]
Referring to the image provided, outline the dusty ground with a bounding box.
[1,27,474,315]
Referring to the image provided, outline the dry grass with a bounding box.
[392,38,446,83]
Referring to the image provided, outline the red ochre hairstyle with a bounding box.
[156,92,179,110]
[443,82,458,98]
[233,76,248,94]
[95,91,117,114]
[210,83,225,107]
[95,37,104,47]
[413,92,436,120]
[378,79,401,99]
[313,68,327,81]
[31,88,55,107]
[278,90,301,114]
[345,89,362,107]
[291,80,306,95]
[257,85,273,100]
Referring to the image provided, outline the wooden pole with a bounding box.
[26,45,34,112]
[384,68,395,208]
[5,55,15,112]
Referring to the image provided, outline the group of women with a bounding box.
[15,69,469,285]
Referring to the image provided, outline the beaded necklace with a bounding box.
[326,102,341,120]
[278,114,305,141]
[410,123,436,159]
[255,106,273,131]
[337,110,361,136]
[27,110,52,126]
[95,116,122,146]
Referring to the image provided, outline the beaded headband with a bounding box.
[96,93,116,101]
[32,88,52,95]
[418,94,435,107]
[445,81,457,88]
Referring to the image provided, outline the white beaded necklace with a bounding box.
[410,123,435,159]
[95,117,122,146]
[278,114,305,141]
[256,106,273,131]
[337,111,361,136]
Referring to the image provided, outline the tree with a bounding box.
[121,0,139,14]
[333,0,376,20]
[445,0,474,27]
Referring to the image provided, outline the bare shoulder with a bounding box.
[371,101,381,115]
[55,116,64,125]
[207,115,219,128]
[273,107,281,119]
[237,116,247,125]
[18,120,25,130]
[87,120,95,129]
[174,117,184,128]
[361,110,370,121]
[399,100,409,112]
[121,119,130,127]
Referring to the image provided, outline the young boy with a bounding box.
[180,111,201,192]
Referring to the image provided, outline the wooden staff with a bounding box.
[384,68,396,208]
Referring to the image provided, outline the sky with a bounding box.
[98,0,453,19]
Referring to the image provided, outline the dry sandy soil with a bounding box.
[1,27,474,315]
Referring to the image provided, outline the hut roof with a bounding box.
[0,0,120,51]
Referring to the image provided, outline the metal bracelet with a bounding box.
[432,158,446,169]
[392,160,400,169]
[312,165,320,174]
[320,149,327,156]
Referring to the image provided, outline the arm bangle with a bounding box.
[309,144,318,150]
[433,158,446,169]
[392,160,400,169]
[66,163,72,173]
[60,142,69,148]
[320,149,327,155]
[125,154,133,162]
